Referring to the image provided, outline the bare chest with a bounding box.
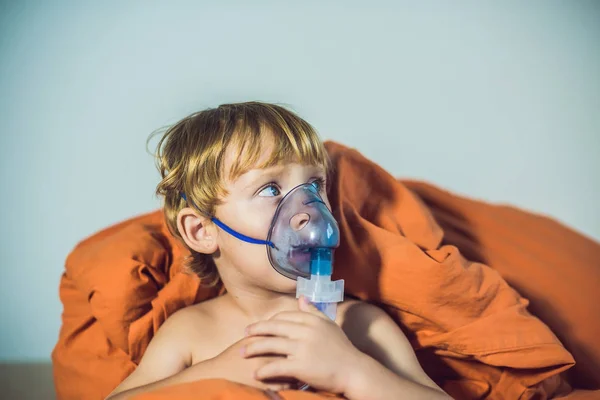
[187,300,363,365]
[189,319,248,365]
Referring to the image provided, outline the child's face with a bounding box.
[213,147,330,294]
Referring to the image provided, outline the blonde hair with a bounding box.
[151,101,329,285]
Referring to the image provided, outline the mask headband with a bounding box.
[179,192,275,248]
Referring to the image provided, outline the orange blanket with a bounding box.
[131,381,600,400]
[52,141,600,400]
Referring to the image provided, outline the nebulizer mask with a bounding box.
[184,182,344,320]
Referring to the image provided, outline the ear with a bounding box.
[177,207,219,254]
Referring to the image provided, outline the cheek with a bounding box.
[234,242,269,267]
[214,199,282,273]
[217,227,298,292]
[214,210,272,263]
[218,199,275,239]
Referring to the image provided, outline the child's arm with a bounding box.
[105,310,200,400]
[342,302,450,399]
[345,354,450,400]
[106,309,294,399]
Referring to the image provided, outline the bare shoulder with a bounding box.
[106,298,235,398]
[166,300,215,337]
[337,299,442,392]
[146,303,211,365]
[172,296,241,363]
[106,303,213,396]
[336,299,411,359]
[337,298,386,316]
[337,299,394,332]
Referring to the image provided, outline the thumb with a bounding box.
[298,296,327,318]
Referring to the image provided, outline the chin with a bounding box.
[243,264,297,295]
[269,272,298,295]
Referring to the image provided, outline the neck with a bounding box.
[224,286,298,322]
[218,272,298,322]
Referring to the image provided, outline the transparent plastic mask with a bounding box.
[266,183,340,279]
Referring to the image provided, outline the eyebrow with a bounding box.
[239,164,327,193]
[240,167,285,193]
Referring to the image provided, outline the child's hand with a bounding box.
[202,336,298,391]
[242,297,364,395]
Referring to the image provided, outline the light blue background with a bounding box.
[1,1,598,361]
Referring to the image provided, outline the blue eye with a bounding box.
[258,184,281,197]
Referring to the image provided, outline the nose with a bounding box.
[290,212,310,231]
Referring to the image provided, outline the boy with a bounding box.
[107,102,449,399]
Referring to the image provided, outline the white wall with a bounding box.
[1,1,598,361]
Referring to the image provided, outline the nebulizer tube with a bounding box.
[296,247,344,320]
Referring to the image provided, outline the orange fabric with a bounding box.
[52,212,219,400]
[52,141,599,400]
[403,180,600,390]
[128,380,598,400]
[558,390,600,400]
[131,380,341,400]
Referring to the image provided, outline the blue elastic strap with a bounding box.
[211,217,275,248]
[180,192,275,248]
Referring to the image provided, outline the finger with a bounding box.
[243,337,298,358]
[245,320,305,339]
[269,310,317,325]
[262,379,296,392]
[264,384,292,392]
[255,359,299,381]
[298,296,330,320]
